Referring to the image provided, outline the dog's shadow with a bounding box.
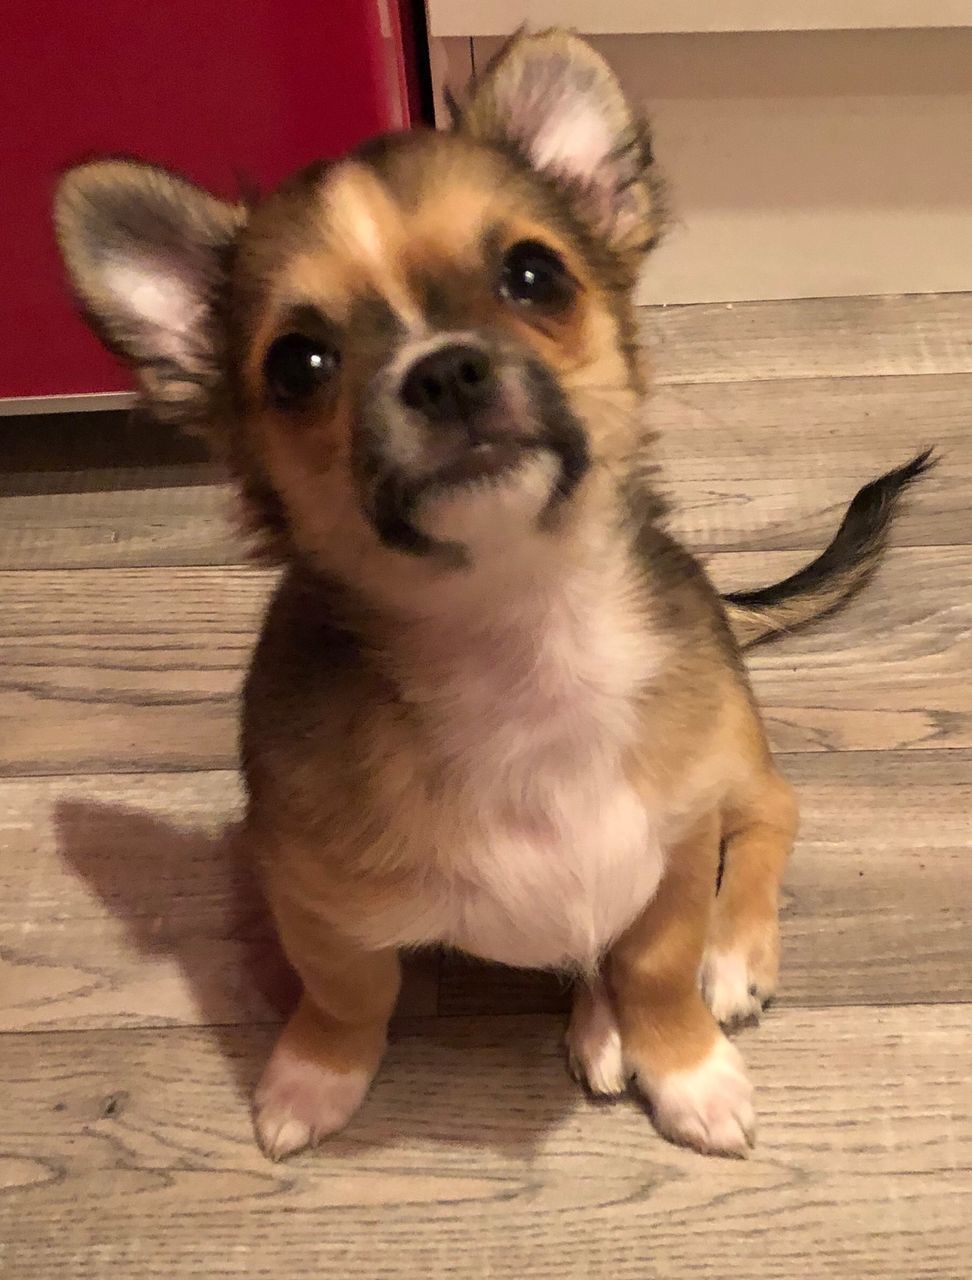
[54,798,576,1160]
[53,798,296,1086]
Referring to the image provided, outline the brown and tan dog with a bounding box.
[55,31,930,1159]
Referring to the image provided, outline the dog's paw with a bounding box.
[637,1035,756,1158]
[253,1044,371,1161]
[701,933,778,1027]
[566,983,628,1097]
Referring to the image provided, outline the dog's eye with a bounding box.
[264,333,339,406]
[500,241,574,312]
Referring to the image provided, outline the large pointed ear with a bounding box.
[54,160,247,424]
[453,30,663,261]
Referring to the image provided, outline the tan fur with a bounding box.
[726,579,866,649]
[230,142,633,584]
[706,769,799,1014]
[610,811,723,1076]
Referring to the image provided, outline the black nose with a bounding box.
[400,344,495,423]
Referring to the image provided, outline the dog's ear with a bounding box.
[54,160,247,424]
[453,30,662,259]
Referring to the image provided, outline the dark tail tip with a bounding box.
[723,448,937,648]
[835,445,937,554]
[857,446,937,506]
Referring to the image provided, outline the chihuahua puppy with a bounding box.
[55,31,929,1159]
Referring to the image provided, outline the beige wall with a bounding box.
[428,0,972,36]
[433,28,972,304]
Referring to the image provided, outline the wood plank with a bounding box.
[711,546,972,753]
[1,1007,969,1278]
[649,374,970,481]
[0,566,275,776]
[1,751,967,1033]
[0,482,244,569]
[781,749,971,1002]
[1,454,962,573]
[666,469,968,553]
[5,466,960,572]
[0,768,437,1030]
[3,297,965,1275]
[643,293,972,385]
[1,546,964,776]
[653,373,971,551]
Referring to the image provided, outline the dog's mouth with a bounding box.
[419,435,536,492]
[365,438,546,558]
[358,359,590,559]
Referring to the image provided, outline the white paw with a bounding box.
[701,946,774,1027]
[566,982,628,1097]
[640,1036,756,1158]
[253,1044,371,1160]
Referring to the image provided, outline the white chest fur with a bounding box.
[371,548,667,971]
[439,764,662,970]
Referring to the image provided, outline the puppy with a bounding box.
[55,30,930,1159]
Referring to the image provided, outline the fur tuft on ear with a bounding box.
[54,160,247,425]
[453,30,663,259]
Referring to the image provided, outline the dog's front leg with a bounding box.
[613,812,755,1156]
[253,893,400,1160]
[570,812,756,1157]
[701,766,798,1027]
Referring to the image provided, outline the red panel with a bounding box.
[1,1,408,398]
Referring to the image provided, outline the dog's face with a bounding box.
[55,32,662,588]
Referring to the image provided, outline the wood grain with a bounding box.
[1,751,967,1033]
[649,374,970,481]
[713,547,972,753]
[1,546,965,775]
[0,566,274,776]
[1,1007,969,1279]
[2,456,963,573]
[0,481,243,569]
[641,292,972,385]
[0,455,963,570]
[0,769,437,1030]
[666,467,969,553]
[3,466,963,573]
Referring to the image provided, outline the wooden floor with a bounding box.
[1,294,970,1278]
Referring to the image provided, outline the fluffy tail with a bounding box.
[723,450,935,650]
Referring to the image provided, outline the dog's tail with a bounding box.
[723,450,935,650]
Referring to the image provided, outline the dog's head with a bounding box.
[56,31,663,590]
